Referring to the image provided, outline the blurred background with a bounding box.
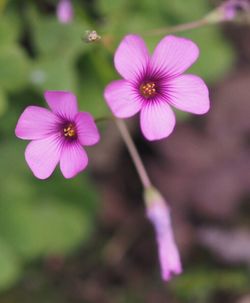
[0,0,250,302]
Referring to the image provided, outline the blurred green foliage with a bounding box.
[0,139,98,291]
[0,0,237,293]
[170,268,250,302]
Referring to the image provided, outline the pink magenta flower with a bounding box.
[144,188,182,281]
[15,91,100,179]
[220,0,250,20]
[104,35,210,141]
[57,0,73,24]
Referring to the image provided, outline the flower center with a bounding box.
[63,123,76,138]
[140,82,157,98]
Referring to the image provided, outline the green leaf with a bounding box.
[31,16,88,60]
[0,14,20,47]
[77,51,114,117]
[97,0,129,16]
[0,47,30,91]
[30,57,77,92]
[163,0,211,22]
[0,199,89,259]
[0,239,21,291]
[0,141,98,260]
[170,268,250,302]
[184,27,235,83]
[77,76,109,117]
[31,200,91,256]
[0,88,8,117]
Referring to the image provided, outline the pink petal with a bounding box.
[114,34,150,81]
[57,0,73,24]
[104,80,142,118]
[140,101,176,141]
[25,135,62,179]
[150,35,199,77]
[75,112,100,146]
[44,91,78,121]
[60,142,88,179]
[166,74,210,114]
[159,229,182,281]
[147,201,182,281]
[15,106,59,140]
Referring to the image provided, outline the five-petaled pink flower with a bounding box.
[15,91,100,179]
[104,34,210,141]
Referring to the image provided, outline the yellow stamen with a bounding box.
[64,124,76,137]
[140,82,157,98]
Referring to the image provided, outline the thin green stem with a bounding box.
[143,18,211,36]
[94,115,113,123]
[115,119,152,189]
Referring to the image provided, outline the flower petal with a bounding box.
[60,142,88,179]
[25,135,62,179]
[57,0,73,24]
[15,106,59,140]
[150,35,199,77]
[140,101,175,141]
[44,91,78,120]
[145,188,182,281]
[167,74,210,114]
[114,34,150,81]
[147,200,182,281]
[75,112,100,146]
[104,80,142,118]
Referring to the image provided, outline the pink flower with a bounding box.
[145,188,182,281]
[15,91,100,179]
[220,0,250,20]
[104,35,210,141]
[57,0,73,24]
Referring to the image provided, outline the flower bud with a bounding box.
[206,0,250,24]
[83,30,101,43]
[144,187,182,281]
[57,0,73,24]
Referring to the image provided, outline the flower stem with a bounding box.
[143,18,211,36]
[94,115,113,123]
[115,119,152,189]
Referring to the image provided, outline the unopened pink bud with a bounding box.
[144,188,182,281]
[221,0,250,20]
[57,0,73,24]
[206,0,250,23]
